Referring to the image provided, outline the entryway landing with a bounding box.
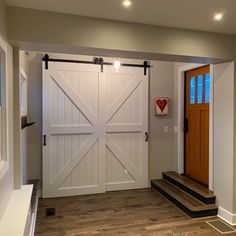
[151,171,218,218]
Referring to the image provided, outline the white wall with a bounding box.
[0,0,14,220]
[213,62,235,222]
[0,39,13,220]
[25,52,175,182]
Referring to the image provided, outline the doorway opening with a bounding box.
[184,65,210,186]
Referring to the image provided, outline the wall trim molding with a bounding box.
[218,207,236,226]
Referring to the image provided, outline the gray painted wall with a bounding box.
[25,52,176,181]
[6,6,236,61]
[149,61,175,179]
[27,53,42,180]
[19,50,29,185]
[0,0,7,41]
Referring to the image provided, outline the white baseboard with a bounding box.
[218,207,236,226]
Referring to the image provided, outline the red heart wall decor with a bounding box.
[156,99,168,113]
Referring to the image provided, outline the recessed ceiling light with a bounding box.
[214,12,224,21]
[122,0,132,8]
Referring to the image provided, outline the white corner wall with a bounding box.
[0,37,14,220]
[0,0,14,220]
[213,62,235,224]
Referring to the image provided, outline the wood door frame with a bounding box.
[177,63,214,190]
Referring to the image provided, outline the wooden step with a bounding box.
[151,179,218,218]
[163,171,216,204]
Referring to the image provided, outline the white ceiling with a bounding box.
[4,0,236,35]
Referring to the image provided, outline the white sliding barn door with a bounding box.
[104,66,148,191]
[43,62,148,198]
[43,63,105,198]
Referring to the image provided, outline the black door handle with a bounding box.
[184,119,189,133]
[145,132,148,142]
[43,135,47,146]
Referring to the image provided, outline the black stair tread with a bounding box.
[163,171,215,199]
[152,179,218,212]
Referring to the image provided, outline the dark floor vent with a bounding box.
[45,207,56,216]
[207,220,236,234]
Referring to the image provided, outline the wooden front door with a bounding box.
[184,65,210,186]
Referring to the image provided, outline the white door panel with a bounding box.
[43,62,148,198]
[43,63,105,198]
[104,66,148,191]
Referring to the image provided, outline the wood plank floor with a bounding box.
[35,188,236,235]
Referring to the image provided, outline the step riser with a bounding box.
[151,181,218,218]
[163,174,216,205]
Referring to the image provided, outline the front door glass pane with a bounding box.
[197,75,203,104]
[190,77,195,104]
[205,73,210,103]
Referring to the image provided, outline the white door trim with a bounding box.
[177,63,214,190]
